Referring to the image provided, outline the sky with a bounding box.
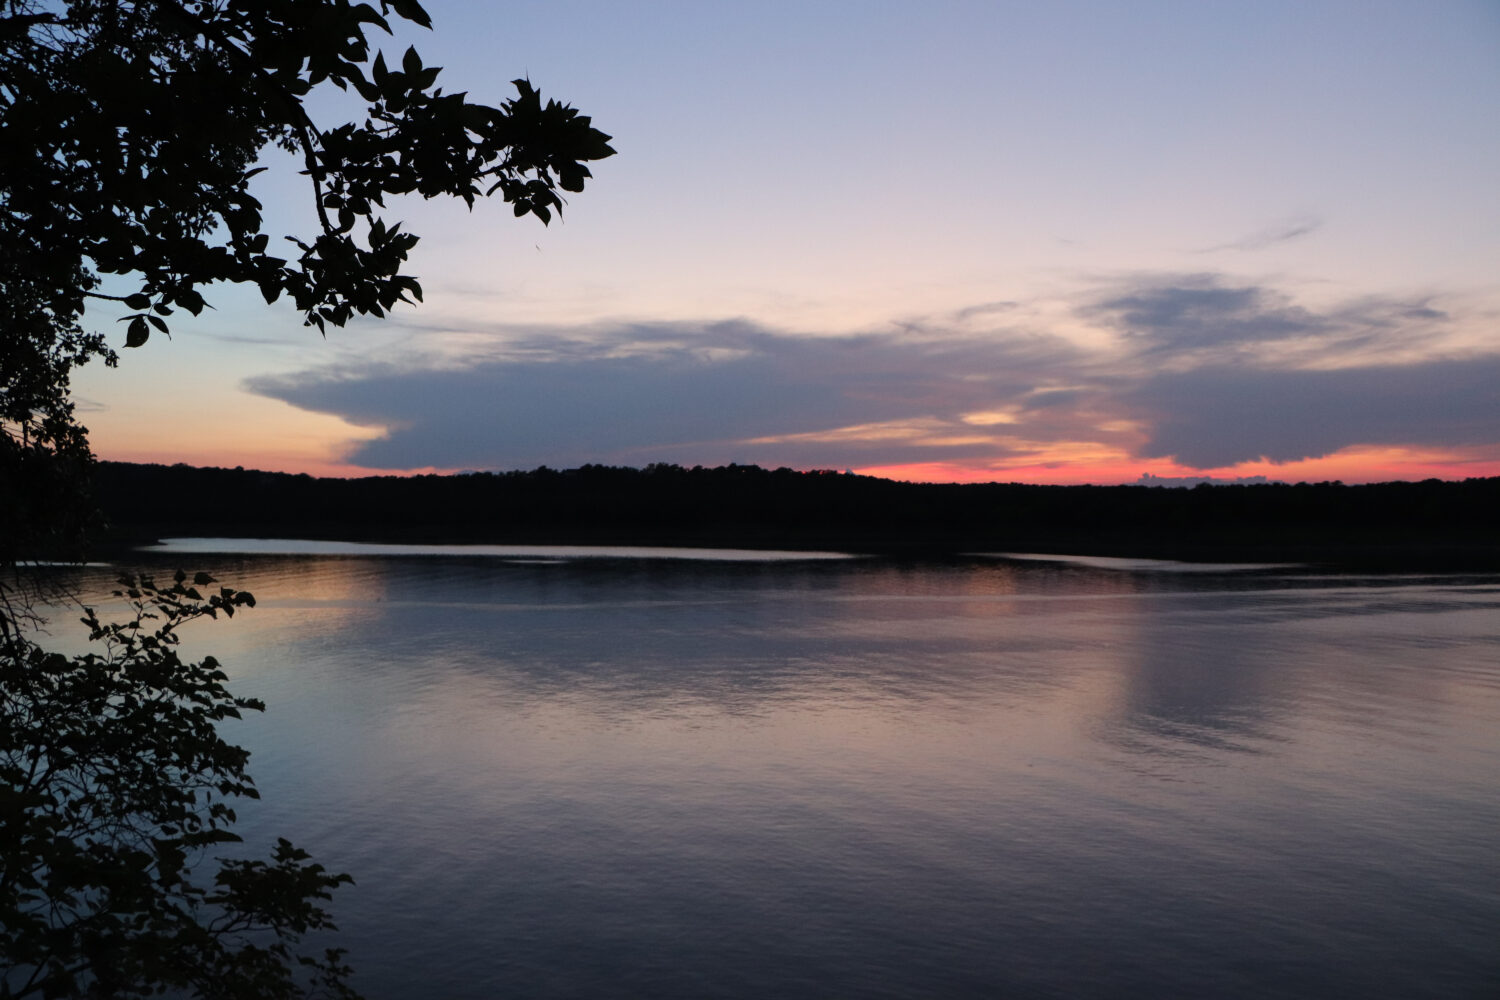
[74,0,1500,484]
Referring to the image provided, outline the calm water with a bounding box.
[64,547,1500,998]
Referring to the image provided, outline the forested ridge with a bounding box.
[95,461,1500,568]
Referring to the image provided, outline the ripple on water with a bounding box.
[45,551,1500,1000]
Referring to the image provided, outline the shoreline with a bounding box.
[89,462,1500,573]
[99,525,1500,573]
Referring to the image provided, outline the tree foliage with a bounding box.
[0,0,613,487]
[1,0,613,994]
[1,574,359,999]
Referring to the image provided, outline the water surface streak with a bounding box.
[65,552,1500,998]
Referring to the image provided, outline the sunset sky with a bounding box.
[74,0,1500,484]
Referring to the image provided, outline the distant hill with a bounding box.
[89,462,1500,569]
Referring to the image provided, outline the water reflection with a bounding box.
[43,553,1500,999]
[147,537,855,561]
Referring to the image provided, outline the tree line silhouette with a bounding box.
[95,461,1500,568]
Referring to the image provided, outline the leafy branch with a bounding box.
[1,572,360,999]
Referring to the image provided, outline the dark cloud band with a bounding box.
[245,274,1495,473]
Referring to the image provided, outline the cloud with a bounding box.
[1126,356,1500,467]
[1196,215,1323,253]
[1085,275,1322,353]
[248,319,1081,470]
[1083,275,1458,369]
[72,395,109,414]
[951,301,1018,323]
[244,276,1498,474]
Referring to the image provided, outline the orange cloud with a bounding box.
[857,444,1500,485]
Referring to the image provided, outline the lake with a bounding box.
[65,543,1500,998]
